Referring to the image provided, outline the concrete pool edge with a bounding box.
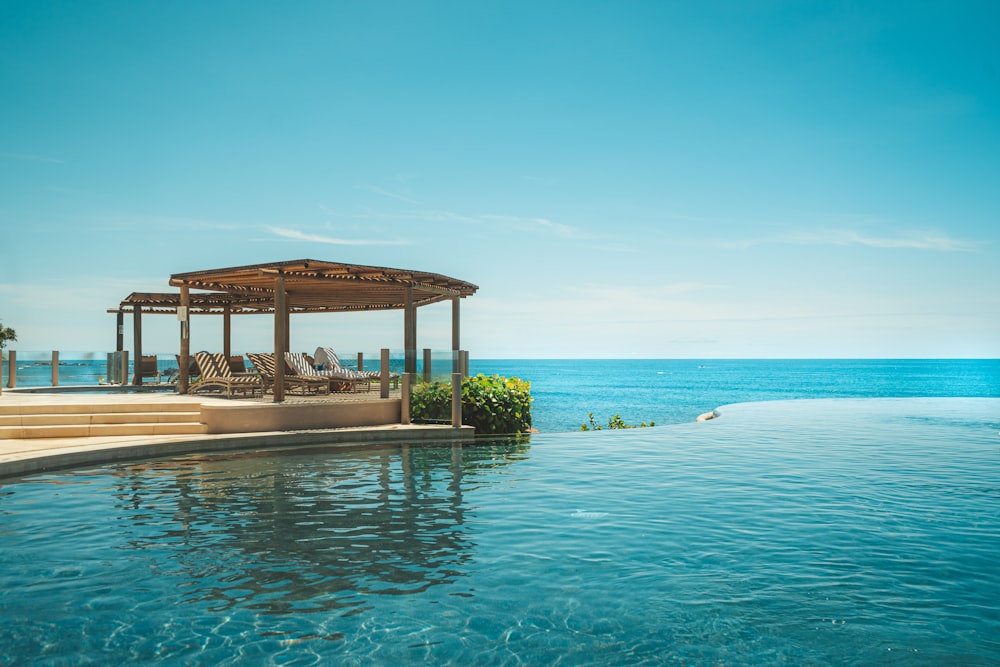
[0,424,476,479]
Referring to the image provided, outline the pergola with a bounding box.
[113,259,478,402]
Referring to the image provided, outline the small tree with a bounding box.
[0,320,14,393]
[0,321,14,351]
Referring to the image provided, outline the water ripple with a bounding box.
[0,399,998,664]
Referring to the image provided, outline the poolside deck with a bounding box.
[0,389,474,479]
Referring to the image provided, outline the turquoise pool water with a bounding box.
[1,398,998,665]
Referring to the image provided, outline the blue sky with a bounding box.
[2,1,998,358]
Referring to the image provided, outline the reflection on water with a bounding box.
[0,439,530,664]
[109,442,528,617]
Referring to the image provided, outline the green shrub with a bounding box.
[580,413,655,431]
[411,374,533,435]
[409,378,453,422]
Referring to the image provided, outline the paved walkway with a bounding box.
[0,391,472,479]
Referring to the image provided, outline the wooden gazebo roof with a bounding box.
[165,259,479,313]
[114,291,272,314]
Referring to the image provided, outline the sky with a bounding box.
[2,0,998,359]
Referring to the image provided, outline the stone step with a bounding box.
[93,411,202,424]
[89,423,207,437]
[0,422,208,439]
[0,400,207,439]
[0,402,198,416]
[0,411,202,427]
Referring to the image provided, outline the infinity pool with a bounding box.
[1,398,998,665]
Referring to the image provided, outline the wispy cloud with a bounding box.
[1,151,64,164]
[796,229,980,252]
[320,206,479,224]
[728,228,981,252]
[321,205,583,238]
[481,214,577,237]
[415,210,482,224]
[359,185,421,204]
[267,226,408,246]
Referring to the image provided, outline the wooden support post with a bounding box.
[423,348,432,383]
[6,350,15,388]
[132,306,142,385]
[223,303,232,360]
[51,350,59,387]
[451,372,463,428]
[112,312,124,383]
[404,285,416,375]
[380,347,390,399]
[284,302,291,353]
[179,286,190,394]
[357,351,364,372]
[401,372,411,425]
[116,310,124,352]
[273,276,286,402]
[451,296,461,374]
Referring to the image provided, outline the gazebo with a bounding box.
[114,259,478,403]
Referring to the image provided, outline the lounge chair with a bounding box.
[190,352,263,398]
[314,346,399,389]
[285,352,369,392]
[246,352,330,396]
[175,355,200,382]
[228,355,248,375]
[135,355,162,384]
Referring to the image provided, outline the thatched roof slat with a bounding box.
[120,259,476,316]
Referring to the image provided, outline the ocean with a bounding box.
[5,357,999,434]
[470,358,1000,433]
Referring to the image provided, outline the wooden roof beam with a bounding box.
[169,278,274,294]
